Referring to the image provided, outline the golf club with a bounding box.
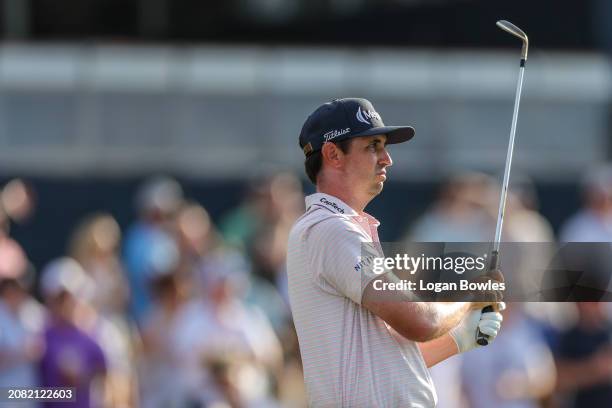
[476,20,529,346]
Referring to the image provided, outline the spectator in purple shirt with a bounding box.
[39,257,107,408]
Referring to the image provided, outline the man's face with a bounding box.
[342,134,392,197]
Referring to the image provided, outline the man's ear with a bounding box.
[321,142,344,169]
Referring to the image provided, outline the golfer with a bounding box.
[286,98,504,407]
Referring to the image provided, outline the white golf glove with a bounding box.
[450,302,505,353]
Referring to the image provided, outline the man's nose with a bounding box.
[380,148,392,167]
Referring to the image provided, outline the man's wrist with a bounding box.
[448,331,462,354]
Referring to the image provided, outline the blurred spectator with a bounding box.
[403,172,497,407]
[560,165,612,242]
[70,213,129,317]
[139,268,189,408]
[220,172,304,286]
[173,201,219,283]
[276,327,307,408]
[136,201,218,407]
[69,213,137,408]
[522,302,579,343]
[504,174,555,243]
[554,302,612,407]
[0,239,44,408]
[404,173,557,407]
[461,303,556,408]
[171,251,283,407]
[1,178,36,224]
[427,357,464,408]
[553,166,612,300]
[39,257,107,408]
[405,172,496,242]
[244,272,292,337]
[175,200,297,405]
[0,201,9,236]
[123,176,182,324]
[503,175,555,296]
[0,229,29,282]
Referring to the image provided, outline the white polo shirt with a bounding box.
[287,193,437,408]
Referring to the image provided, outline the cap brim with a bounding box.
[353,125,415,145]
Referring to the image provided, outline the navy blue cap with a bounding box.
[299,98,415,157]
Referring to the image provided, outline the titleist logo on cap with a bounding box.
[323,128,351,141]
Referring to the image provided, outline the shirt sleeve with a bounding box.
[308,216,383,305]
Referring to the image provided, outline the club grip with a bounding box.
[476,305,494,346]
[476,249,500,346]
[488,250,499,272]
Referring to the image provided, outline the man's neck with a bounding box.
[316,181,370,215]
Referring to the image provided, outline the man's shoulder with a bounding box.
[289,207,365,244]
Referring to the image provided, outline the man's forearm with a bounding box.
[422,302,472,340]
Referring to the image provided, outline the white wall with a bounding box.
[0,45,609,180]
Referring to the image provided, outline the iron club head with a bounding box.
[496,20,529,60]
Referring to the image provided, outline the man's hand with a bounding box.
[488,269,505,283]
[449,302,505,353]
[470,301,505,311]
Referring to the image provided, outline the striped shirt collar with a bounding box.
[305,193,380,227]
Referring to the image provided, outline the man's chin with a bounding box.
[371,182,385,195]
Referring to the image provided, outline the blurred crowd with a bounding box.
[405,166,612,408]
[1,165,612,407]
[0,174,305,408]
